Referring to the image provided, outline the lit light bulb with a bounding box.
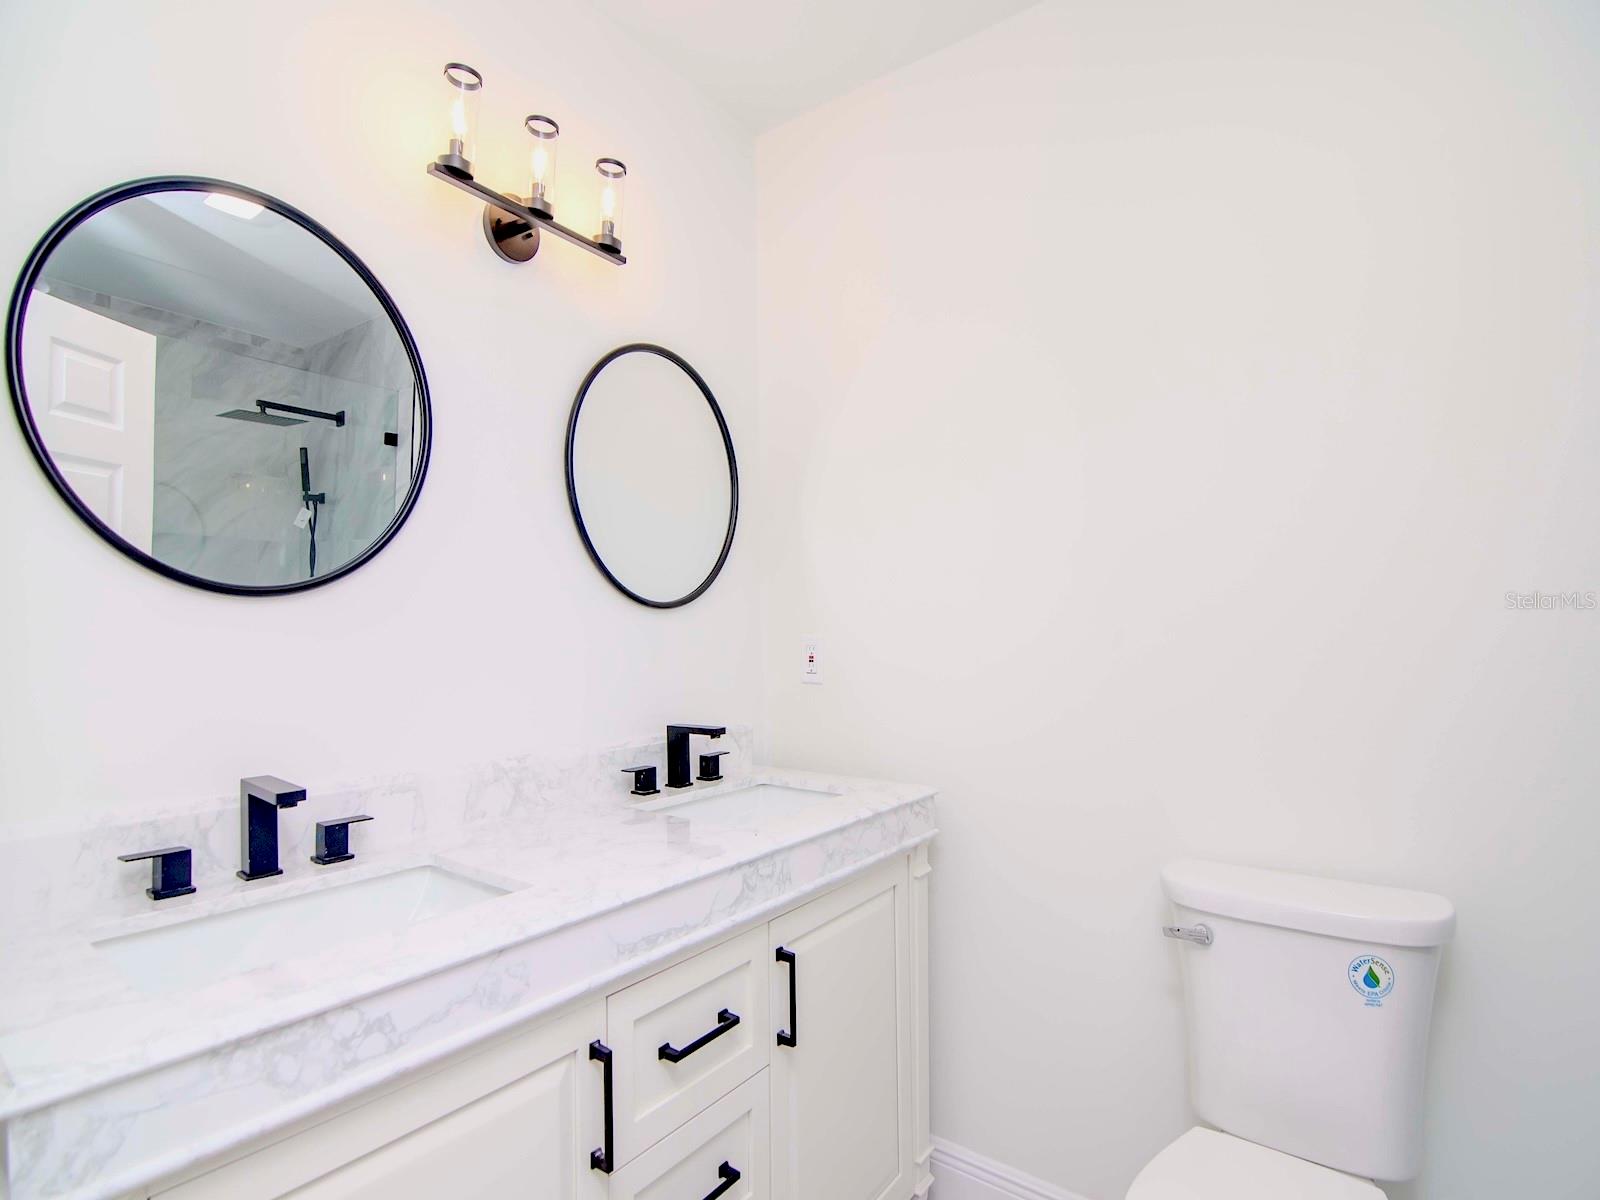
[524,115,560,218]
[594,158,627,254]
[435,63,483,179]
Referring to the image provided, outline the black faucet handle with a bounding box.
[622,766,660,797]
[697,751,730,782]
[241,775,306,807]
[118,846,196,901]
[311,815,374,866]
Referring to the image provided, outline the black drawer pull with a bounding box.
[659,1008,741,1063]
[589,1040,614,1173]
[703,1161,741,1200]
[776,946,797,1047]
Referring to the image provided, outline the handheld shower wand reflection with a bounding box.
[300,447,326,580]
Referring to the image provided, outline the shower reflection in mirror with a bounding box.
[11,180,429,593]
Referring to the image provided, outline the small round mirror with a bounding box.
[565,344,737,608]
[5,177,430,594]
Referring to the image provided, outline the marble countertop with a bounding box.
[0,758,936,1200]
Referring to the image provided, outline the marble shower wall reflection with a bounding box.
[41,281,417,587]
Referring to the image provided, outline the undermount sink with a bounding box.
[639,782,841,822]
[94,866,509,996]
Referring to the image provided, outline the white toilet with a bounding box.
[1130,859,1456,1198]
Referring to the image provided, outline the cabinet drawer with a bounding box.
[606,925,770,1166]
[607,1071,768,1200]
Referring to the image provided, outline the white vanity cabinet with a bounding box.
[149,853,930,1200]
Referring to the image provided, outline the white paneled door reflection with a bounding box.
[21,290,157,551]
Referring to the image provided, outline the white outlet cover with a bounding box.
[802,637,822,685]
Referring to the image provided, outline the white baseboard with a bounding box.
[929,1137,1097,1200]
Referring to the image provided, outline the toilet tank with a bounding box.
[1161,860,1455,1182]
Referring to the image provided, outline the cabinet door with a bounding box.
[155,1003,608,1200]
[769,858,912,1200]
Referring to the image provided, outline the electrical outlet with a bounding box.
[802,637,822,685]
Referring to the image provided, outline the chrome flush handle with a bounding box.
[1163,923,1213,946]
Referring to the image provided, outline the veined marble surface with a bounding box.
[0,733,936,1200]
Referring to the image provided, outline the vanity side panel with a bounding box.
[910,844,933,1198]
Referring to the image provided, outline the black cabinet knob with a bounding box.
[118,846,196,901]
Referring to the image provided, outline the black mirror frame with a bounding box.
[4,175,433,597]
[565,343,738,610]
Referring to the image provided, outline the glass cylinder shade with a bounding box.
[525,115,560,217]
[437,62,483,178]
[595,158,627,254]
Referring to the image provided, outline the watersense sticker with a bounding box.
[1349,955,1395,1006]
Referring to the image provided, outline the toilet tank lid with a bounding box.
[1162,859,1456,947]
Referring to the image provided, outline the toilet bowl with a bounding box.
[1127,1128,1384,1199]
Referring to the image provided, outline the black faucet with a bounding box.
[238,775,306,880]
[665,724,726,789]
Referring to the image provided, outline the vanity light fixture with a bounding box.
[424,61,628,266]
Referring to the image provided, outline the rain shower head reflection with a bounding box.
[216,399,345,427]
[217,407,304,426]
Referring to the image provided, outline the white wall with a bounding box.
[756,2,1600,1198]
[0,0,761,833]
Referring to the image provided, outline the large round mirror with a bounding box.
[5,177,430,595]
[566,344,737,608]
